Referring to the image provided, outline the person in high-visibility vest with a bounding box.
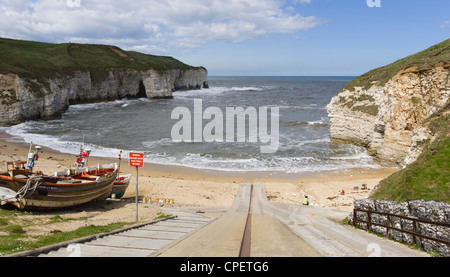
[302,195,309,206]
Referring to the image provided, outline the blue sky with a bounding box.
[1,0,449,76]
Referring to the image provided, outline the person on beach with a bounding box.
[302,195,309,206]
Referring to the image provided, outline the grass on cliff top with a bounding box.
[370,101,450,203]
[0,37,199,80]
[343,38,450,91]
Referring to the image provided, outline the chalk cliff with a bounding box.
[0,38,208,126]
[327,39,450,167]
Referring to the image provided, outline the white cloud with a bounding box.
[0,0,322,54]
[293,0,313,4]
[440,20,450,29]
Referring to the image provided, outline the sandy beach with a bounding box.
[0,130,398,236]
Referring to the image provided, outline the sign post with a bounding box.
[129,152,144,222]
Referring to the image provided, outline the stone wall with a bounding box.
[349,199,450,257]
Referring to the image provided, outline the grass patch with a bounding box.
[0,222,133,256]
[48,215,77,224]
[0,88,20,105]
[370,101,450,203]
[32,223,132,249]
[342,94,376,107]
[339,94,379,116]
[155,212,171,219]
[343,39,450,91]
[0,37,201,88]
[0,205,169,256]
[370,137,450,202]
[351,104,379,116]
[4,225,25,235]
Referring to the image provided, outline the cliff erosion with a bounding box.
[0,38,208,126]
[327,39,450,167]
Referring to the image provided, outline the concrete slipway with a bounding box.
[21,183,428,257]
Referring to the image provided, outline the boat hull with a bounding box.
[111,175,131,199]
[0,169,117,210]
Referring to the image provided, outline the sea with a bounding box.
[2,76,380,173]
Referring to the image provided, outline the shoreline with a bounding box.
[0,129,399,212]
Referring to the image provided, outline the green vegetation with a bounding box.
[0,37,200,88]
[370,100,450,203]
[343,39,450,91]
[0,88,20,106]
[0,206,169,256]
[351,104,379,116]
[340,94,376,105]
[335,39,450,202]
[48,215,77,224]
[0,221,133,256]
[338,94,379,116]
[154,212,171,219]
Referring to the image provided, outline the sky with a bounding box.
[0,0,449,76]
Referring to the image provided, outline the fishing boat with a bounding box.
[0,160,118,210]
[110,150,131,199]
[112,174,131,199]
[75,147,131,199]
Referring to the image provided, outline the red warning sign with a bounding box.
[129,152,144,167]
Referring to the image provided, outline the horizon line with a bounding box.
[207,75,358,77]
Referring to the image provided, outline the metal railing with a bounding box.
[352,208,450,247]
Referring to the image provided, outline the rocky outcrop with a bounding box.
[327,63,450,167]
[0,67,208,126]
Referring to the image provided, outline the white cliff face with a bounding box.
[0,67,208,126]
[144,68,207,98]
[327,64,450,167]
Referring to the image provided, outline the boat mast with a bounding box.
[118,150,122,175]
[26,142,42,171]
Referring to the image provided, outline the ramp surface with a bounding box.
[37,209,212,257]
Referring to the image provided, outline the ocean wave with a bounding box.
[4,122,126,160]
[230,86,263,92]
[282,119,329,128]
[141,138,174,148]
[3,123,377,173]
[141,151,378,173]
[173,86,265,99]
[66,98,152,113]
[173,87,231,98]
[1,77,374,174]
[307,117,329,126]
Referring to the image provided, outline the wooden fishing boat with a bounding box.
[74,147,131,200]
[110,150,131,199]
[112,174,131,199]
[0,161,118,210]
